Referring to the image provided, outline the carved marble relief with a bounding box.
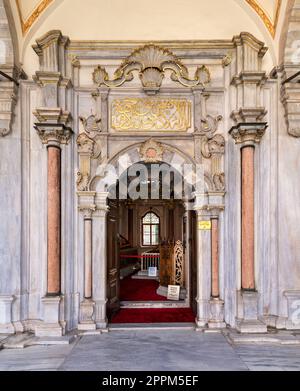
[92,44,210,94]
[111,98,191,132]
[76,115,103,191]
[197,94,225,192]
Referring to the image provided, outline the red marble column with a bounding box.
[47,146,61,296]
[211,218,220,298]
[241,146,255,290]
[84,217,93,299]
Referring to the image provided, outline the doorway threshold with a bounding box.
[108,323,196,331]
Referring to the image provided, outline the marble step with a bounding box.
[0,333,76,349]
[225,330,300,346]
[120,301,188,308]
[109,322,196,331]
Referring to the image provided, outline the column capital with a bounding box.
[35,124,72,146]
[78,191,96,215]
[34,108,73,146]
[229,122,267,146]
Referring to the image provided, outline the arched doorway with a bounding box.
[105,161,197,324]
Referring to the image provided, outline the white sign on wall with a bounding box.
[167,285,180,301]
[148,267,158,277]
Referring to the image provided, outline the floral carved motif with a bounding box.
[139,139,164,163]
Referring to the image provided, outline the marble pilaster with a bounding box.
[78,194,97,331]
[93,192,109,329]
[194,193,225,329]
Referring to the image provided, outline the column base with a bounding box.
[236,319,267,333]
[284,291,300,330]
[236,290,267,333]
[195,299,210,328]
[78,300,96,331]
[0,296,15,335]
[208,299,226,329]
[94,299,108,330]
[35,296,63,337]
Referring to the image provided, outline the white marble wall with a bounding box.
[1,31,300,334]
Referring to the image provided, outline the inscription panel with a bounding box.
[111,98,191,132]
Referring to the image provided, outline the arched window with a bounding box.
[142,212,160,246]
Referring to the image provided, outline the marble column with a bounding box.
[34,124,72,337]
[84,216,93,299]
[229,123,267,333]
[241,146,255,290]
[47,145,61,295]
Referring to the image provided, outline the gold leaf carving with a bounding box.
[111,98,191,132]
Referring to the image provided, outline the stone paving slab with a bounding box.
[0,330,300,371]
[225,330,300,346]
[60,331,248,371]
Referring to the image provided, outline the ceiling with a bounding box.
[15,0,282,38]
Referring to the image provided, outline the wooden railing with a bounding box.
[141,253,160,272]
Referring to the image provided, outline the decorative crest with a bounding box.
[93,44,210,94]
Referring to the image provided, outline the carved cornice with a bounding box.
[232,32,268,57]
[231,71,267,86]
[0,65,25,138]
[93,44,210,94]
[281,82,300,138]
[231,108,267,123]
[34,108,71,125]
[0,80,17,137]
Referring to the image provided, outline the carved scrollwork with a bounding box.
[77,172,90,192]
[213,173,225,192]
[201,134,225,159]
[77,114,103,192]
[78,115,102,159]
[77,132,95,154]
[93,44,210,94]
[199,114,223,137]
[79,114,102,135]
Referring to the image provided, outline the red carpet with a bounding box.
[120,275,167,301]
[111,308,195,323]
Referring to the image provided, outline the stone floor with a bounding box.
[1,330,300,371]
